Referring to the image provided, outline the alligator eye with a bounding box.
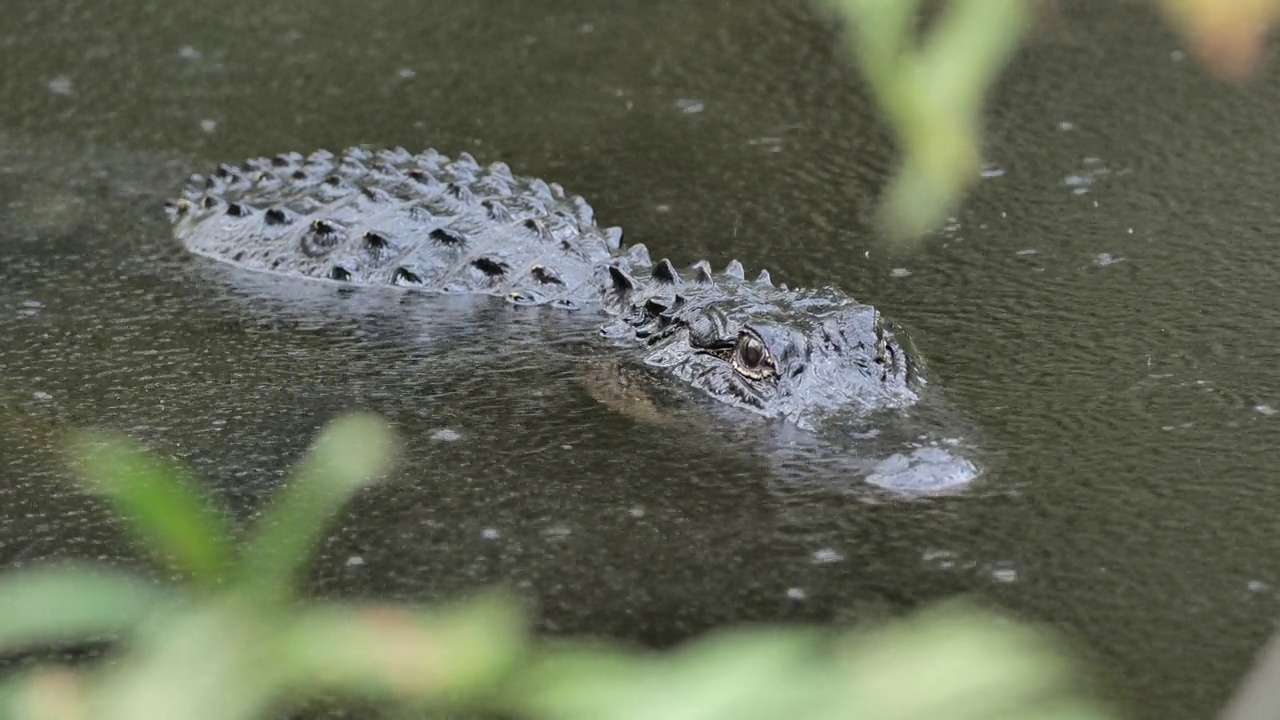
[738,337,764,367]
[732,332,775,380]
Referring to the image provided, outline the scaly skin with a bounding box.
[166,146,921,430]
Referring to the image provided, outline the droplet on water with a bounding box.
[811,547,843,564]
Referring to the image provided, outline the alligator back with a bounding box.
[167,147,628,309]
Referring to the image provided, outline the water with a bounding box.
[3,1,1280,718]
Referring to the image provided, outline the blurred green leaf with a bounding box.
[505,604,1117,720]
[239,413,397,603]
[1158,0,1280,80]
[0,667,90,720]
[68,432,235,587]
[828,603,1114,720]
[91,598,280,720]
[507,630,835,720]
[820,0,1030,243]
[818,0,916,79]
[920,0,1028,117]
[883,0,1027,241]
[278,590,527,707]
[0,565,173,652]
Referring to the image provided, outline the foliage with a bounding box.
[500,607,1115,720]
[0,415,523,720]
[818,0,1030,243]
[0,413,1118,719]
[819,0,1280,245]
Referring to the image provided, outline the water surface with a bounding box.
[3,2,1280,718]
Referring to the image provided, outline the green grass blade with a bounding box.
[239,413,397,602]
[0,564,173,652]
[68,431,236,587]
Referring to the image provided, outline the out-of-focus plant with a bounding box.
[819,0,1030,244]
[501,603,1118,720]
[1157,0,1280,80]
[0,414,526,720]
[819,0,1280,245]
[0,412,1119,720]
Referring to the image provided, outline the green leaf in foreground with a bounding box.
[279,590,528,706]
[828,603,1116,720]
[0,564,173,652]
[0,667,91,720]
[67,433,235,587]
[504,630,833,720]
[90,598,283,720]
[820,0,1031,243]
[504,603,1119,720]
[239,412,397,602]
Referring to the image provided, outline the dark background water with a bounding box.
[3,1,1280,718]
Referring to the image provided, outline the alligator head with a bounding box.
[598,259,920,430]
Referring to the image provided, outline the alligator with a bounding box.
[165,146,923,432]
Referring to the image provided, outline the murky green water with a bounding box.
[3,1,1280,718]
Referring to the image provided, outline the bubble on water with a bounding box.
[16,300,43,319]
[1064,158,1120,195]
[431,428,463,442]
[991,561,1018,583]
[47,76,73,96]
[922,549,956,570]
[675,98,704,114]
[1064,174,1092,191]
[865,446,980,495]
[811,547,843,564]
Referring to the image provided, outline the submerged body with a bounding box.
[167,146,921,431]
